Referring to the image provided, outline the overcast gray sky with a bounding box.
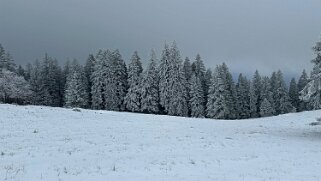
[1,0,321,78]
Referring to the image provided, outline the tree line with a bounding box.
[0,40,320,120]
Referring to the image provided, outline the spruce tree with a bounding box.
[91,49,108,110]
[260,76,275,115]
[260,98,274,117]
[206,64,235,119]
[166,42,189,116]
[275,70,294,114]
[236,74,250,119]
[34,54,63,107]
[29,60,42,105]
[183,57,193,115]
[183,57,193,82]
[189,73,205,118]
[141,50,160,114]
[297,70,308,111]
[289,78,299,111]
[84,54,95,107]
[0,44,16,72]
[222,63,237,119]
[300,39,321,110]
[192,54,207,106]
[17,65,25,77]
[124,51,143,112]
[249,70,262,118]
[110,49,128,111]
[64,60,89,108]
[158,43,171,113]
[204,68,213,100]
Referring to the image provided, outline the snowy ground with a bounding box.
[1,104,321,181]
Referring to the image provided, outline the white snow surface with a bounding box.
[1,104,321,181]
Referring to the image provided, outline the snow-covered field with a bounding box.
[1,104,321,181]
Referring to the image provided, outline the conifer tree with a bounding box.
[183,57,193,115]
[222,63,237,119]
[260,76,275,115]
[300,39,321,110]
[204,68,213,99]
[84,54,95,107]
[192,54,207,105]
[275,70,294,114]
[249,70,262,118]
[124,51,143,112]
[189,73,205,118]
[297,70,308,111]
[289,78,299,111]
[91,49,108,110]
[110,49,128,111]
[260,98,274,117]
[141,50,160,114]
[158,43,171,113]
[166,42,189,116]
[236,74,250,119]
[33,54,63,107]
[17,65,25,77]
[206,63,235,119]
[29,60,42,105]
[64,60,89,108]
[0,44,16,72]
[183,57,193,82]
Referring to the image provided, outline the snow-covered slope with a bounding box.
[1,104,321,181]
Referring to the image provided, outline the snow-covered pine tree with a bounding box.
[36,54,63,107]
[206,65,226,119]
[0,44,4,67]
[28,60,42,105]
[249,70,262,118]
[24,63,32,81]
[166,42,189,117]
[260,76,275,115]
[0,44,16,72]
[260,98,274,117]
[192,54,207,106]
[189,73,205,118]
[204,68,213,100]
[64,59,89,108]
[297,70,308,111]
[289,78,299,111]
[300,39,321,110]
[84,54,96,107]
[222,63,237,119]
[206,63,235,119]
[236,74,251,119]
[91,49,109,110]
[62,59,71,90]
[140,50,160,114]
[109,49,128,111]
[183,57,193,115]
[275,70,294,114]
[124,51,143,112]
[17,65,25,77]
[158,43,171,113]
[183,57,193,82]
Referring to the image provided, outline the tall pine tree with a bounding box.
[141,50,160,114]
[236,74,250,119]
[300,39,321,110]
[189,73,205,118]
[124,51,143,112]
[64,60,89,108]
[249,70,262,118]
